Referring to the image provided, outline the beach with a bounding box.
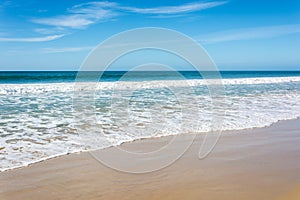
[1,118,300,200]
[1,0,300,199]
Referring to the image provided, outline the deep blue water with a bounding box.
[0,71,300,84]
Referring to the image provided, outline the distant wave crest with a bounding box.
[1,76,300,95]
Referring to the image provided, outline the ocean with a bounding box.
[1,71,300,171]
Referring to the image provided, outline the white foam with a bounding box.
[0,76,299,95]
[1,76,300,172]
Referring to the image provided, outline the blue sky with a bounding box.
[0,0,300,71]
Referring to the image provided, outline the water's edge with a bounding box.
[1,117,299,173]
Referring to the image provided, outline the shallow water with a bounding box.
[0,71,300,171]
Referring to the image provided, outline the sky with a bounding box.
[0,0,300,71]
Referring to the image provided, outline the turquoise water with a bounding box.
[0,71,300,171]
[1,71,300,83]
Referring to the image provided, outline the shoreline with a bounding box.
[1,118,300,199]
[1,117,299,173]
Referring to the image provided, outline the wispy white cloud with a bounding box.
[69,1,118,13]
[33,15,95,29]
[31,1,226,29]
[42,46,94,53]
[121,1,227,14]
[0,34,64,42]
[34,27,65,35]
[199,24,300,44]
[32,1,118,29]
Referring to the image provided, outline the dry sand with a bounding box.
[1,119,300,200]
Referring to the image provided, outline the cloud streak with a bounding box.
[121,1,227,14]
[32,2,117,29]
[31,1,227,29]
[42,46,94,53]
[0,34,64,42]
[2,1,227,43]
[200,24,300,44]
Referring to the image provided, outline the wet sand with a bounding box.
[1,119,300,200]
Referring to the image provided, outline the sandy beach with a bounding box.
[1,0,300,199]
[1,118,300,200]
